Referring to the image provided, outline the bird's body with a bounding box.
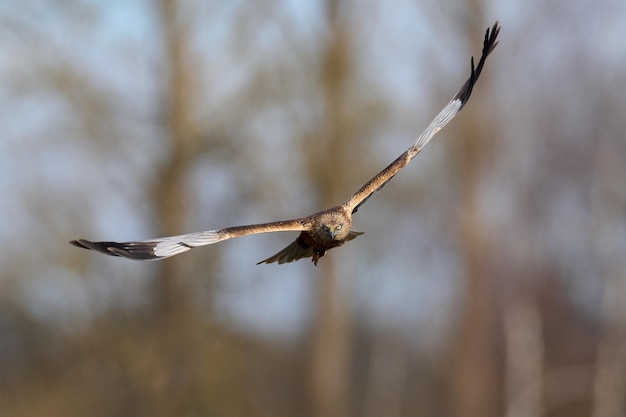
[256,207,363,265]
[70,22,501,266]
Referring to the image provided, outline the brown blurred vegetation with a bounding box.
[1,1,625,417]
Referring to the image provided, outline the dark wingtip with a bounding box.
[455,20,501,107]
[485,21,501,55]
[69,238,161,259]
[69,239,87,249]
[69,239,122,257]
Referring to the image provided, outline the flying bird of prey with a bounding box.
[70,22,500,266]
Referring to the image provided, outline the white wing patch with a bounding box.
[412,99,463,151]
[70,230,225,260]
[151,230,223,258]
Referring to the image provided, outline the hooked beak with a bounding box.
[328,230,336,240]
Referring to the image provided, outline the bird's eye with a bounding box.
[323,225,330,231]
[336,224,342,230]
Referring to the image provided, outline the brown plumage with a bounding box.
[70,22,500,266]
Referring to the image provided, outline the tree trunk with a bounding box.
[151,0,195,320]
[451,10,501,417]
[308,1,353,416]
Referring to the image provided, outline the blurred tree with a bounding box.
[307,1,354,416]
[590,85,626,417]
[152,0,197,318]
[450,6,502,417]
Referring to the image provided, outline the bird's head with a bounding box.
[315,210,352,243]
[321,222,344,241]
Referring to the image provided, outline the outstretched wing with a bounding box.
[343,22,500,214]
[70,218,311,261]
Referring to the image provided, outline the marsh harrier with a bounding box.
[71,22,500,265]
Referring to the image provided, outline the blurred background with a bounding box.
[1,0,625,416]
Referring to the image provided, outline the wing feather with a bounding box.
[344,21,500,214]
[256,239,314,265]
[69,218,310,261]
